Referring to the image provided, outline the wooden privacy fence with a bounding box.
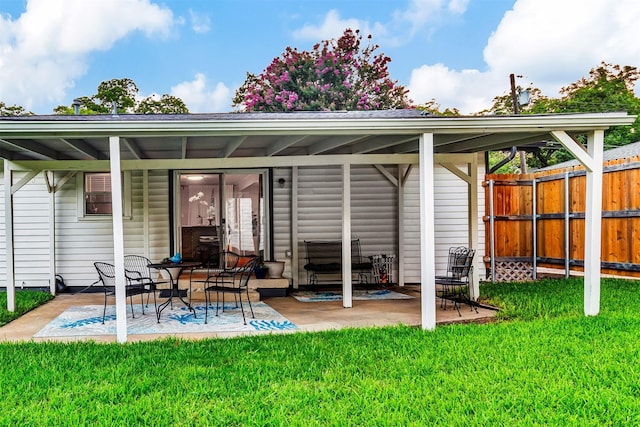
[484,155,640,281]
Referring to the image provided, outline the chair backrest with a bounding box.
[447,247,475,281]
[94,262,116,288]
[221,251,241,270]
[235,256,259,288]
[124,255,154,281]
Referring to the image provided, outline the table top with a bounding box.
[148,261,202,269]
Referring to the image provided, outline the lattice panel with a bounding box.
[494,261,533,282]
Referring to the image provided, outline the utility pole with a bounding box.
[510,73,526,172]
[510,73,519,114]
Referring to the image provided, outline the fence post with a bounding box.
[564,171,570,278]
[532,177,537,280]
[489,179,495,282]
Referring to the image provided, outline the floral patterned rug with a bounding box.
[292,289,414,302]
[34,302,297,338]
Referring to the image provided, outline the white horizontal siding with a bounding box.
[402,157,486,283]
[0,169,170,289]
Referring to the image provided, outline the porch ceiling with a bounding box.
[0,110,635,164]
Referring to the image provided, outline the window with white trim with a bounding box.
[77,172,131,219]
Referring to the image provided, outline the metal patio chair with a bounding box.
[94,261,159,324]
[435,246,477,316]
[203,256,258,325]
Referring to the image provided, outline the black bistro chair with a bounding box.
[124,254,168,306]
[435,246,477,316]
[94,261,159,323]
[203,256,258,325]
[189,250,242,297]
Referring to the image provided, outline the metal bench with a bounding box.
[303,239,372,287]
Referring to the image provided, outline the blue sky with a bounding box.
[1,0,638,114]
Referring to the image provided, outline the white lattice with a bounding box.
[494,261,533,282]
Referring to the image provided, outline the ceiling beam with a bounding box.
[307,135,371,155]
[58,138,103,160]
[0,138,58,160]
[266,135,307,156]
[122,137,146,160]
[224,136,247,158]
[352,135,417,154]
[10,153,419,171]
[435,132,550,153]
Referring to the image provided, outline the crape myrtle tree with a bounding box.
[54,78,189,114]
[486,62,640,171]
[233,29,412,112]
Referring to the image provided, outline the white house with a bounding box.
[0,109,634,342]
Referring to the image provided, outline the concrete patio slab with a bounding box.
[0,285,497,343]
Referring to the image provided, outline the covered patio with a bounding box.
[0,110,635,343]
[0,285,498,343]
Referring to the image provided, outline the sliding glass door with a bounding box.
[177,170,266,262]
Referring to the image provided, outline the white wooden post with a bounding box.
[292,166,299,289]
[48,172,57,294]
[3,160,15,311]
[584,130,604,315]
[468,154,479,300]
[398,165,406,287]
[419,133,436,330]
[342,163,353,308]
[109,136,128,343]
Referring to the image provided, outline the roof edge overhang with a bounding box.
[0,112,635,138]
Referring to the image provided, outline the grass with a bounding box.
[0,290,54,326]
[1,278,640,425]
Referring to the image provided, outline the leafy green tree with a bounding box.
[0,101,33,116]
[135,94,188,114]
[233,29,412,112]
[486,62,640,170]
[416,99,460,116]
[54,78,189,115]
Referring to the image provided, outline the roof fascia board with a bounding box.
[0,112,634,138]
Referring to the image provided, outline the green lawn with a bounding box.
[1,278,640,426]
[0,290,53,326]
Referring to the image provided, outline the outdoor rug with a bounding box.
[292,289,415,302]
[33,302,298,338]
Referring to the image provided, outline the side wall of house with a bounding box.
[1,161,484,289]
[0,170,170,289]
[272,159,486,286]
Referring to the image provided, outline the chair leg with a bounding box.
[204,289,209,324]
[140,293,146,315]
[215,290,221,317]
[129,295,136,318]
[245,289,255,319]
[103,293,108,324]
[238,293,246,325]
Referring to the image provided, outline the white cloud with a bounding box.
[0,0,174,112]
[292,9,381,42]
[293,1,469,48]
[189,9,210,34]
[170,73,232,113]
[408,0,640,114]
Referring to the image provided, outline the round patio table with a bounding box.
[148,261,202,321]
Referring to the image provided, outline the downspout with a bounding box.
[488,146,518,174]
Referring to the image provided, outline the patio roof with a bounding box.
[0,109,637,343]
[0,110,633,165]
